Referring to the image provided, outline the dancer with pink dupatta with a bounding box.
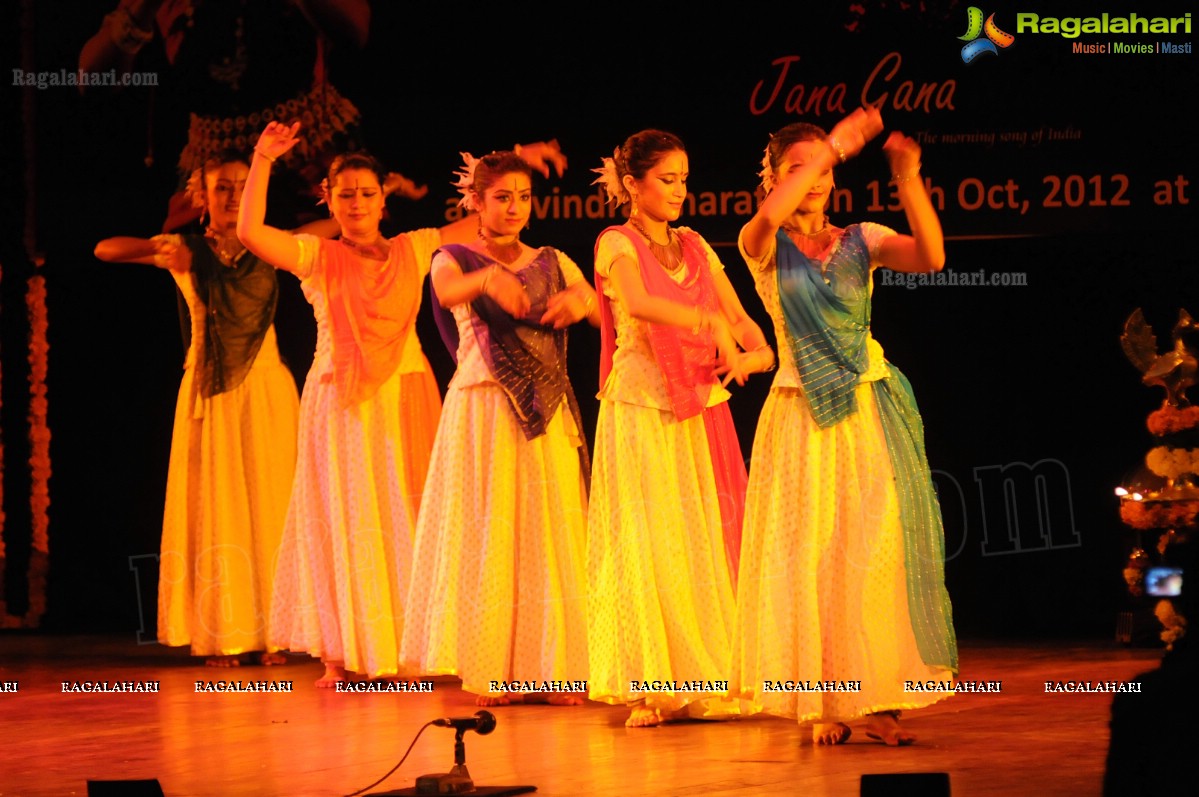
[586,130,774,727]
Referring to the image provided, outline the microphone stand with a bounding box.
[370,712,536,796]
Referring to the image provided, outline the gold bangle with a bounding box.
[827,136,847,164]
[752,344,777,372]
[692,308,705,335]
[581,290,595,314]
[480,265,496,297]
[253,148,276,164]
[890,166,922,186]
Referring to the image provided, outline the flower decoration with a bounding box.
[452,152,481,211]
[759,141,776,192]
[1145,446,1199,481]
[591,150,628,207]
[185,167,206,210]
[1155,599,1187,649]
[1147,405,1199,436]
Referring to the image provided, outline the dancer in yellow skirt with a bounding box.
[401,148,595,705]
[732,108,958,746]
[587,130,773,727]
[95,151,299,666]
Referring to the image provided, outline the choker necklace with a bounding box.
[205,227,245,267]
[340,236,390,261]
[781,220,830,237]
[628,217,684,273]
[478,228,522,265]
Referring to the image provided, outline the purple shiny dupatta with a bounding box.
[430,244,590,481]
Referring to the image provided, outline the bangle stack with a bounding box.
[692,308,710,335]
[581,291,596,315]
[890,165,922,186]
[827,136,847,164]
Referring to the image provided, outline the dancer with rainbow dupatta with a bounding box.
[731,108,958,746]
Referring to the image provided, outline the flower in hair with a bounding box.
[591,149,628,207]
[452,152,482,211]
[759,141,776,193]
[186,168,206,209]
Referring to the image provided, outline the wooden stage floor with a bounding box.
[0,635,1169,796]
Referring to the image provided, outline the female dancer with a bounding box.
[94,150,299,666]
[732,108,959,745]
[401,150,598,705]
[588,130,773,727]
[238,121,564,685]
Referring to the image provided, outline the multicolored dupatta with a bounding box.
[430,244,590,481]
[776,225,958,672]
[594,225,747,580]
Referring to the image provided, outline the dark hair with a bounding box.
[615,129,686,182]
[766,123,828,177]
[472,151,533,195]
[327,151,387,187]
[202,148,250,174]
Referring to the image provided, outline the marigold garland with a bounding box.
[0,259,5,557]
[1147,405,1199,436]
[25,270,51,625]
[1155,599,1187,650]
[1119,498,1199,531]
[1145,446,1199,480]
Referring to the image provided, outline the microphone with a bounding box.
[431,710,497,735]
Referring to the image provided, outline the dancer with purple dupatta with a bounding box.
[401,149,598,705]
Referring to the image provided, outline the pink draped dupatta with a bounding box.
[594,226,746,580]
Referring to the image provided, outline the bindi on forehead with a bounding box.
[333,171,381,191]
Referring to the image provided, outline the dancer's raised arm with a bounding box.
[237,122,305,273]
[741,107,882,258]
[876,132,945,273]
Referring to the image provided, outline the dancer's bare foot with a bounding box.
[315,661,347,688]
[205,655,242,668]
[864,711,916,746]
[812,722,852,745]
[476,693,513,706]
[626,706,662,727]
[258,651,288,666]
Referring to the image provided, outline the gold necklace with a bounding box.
[340,235,390,261]
[205,227,245,267]
[780,219,829,237]
[478,229,522,265]
[628,217,684,273]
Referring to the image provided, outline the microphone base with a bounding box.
[414,772,474,795]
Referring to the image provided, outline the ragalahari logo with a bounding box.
[958,7,1015,63]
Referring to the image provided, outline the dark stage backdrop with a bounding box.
[4,1,1196,640]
